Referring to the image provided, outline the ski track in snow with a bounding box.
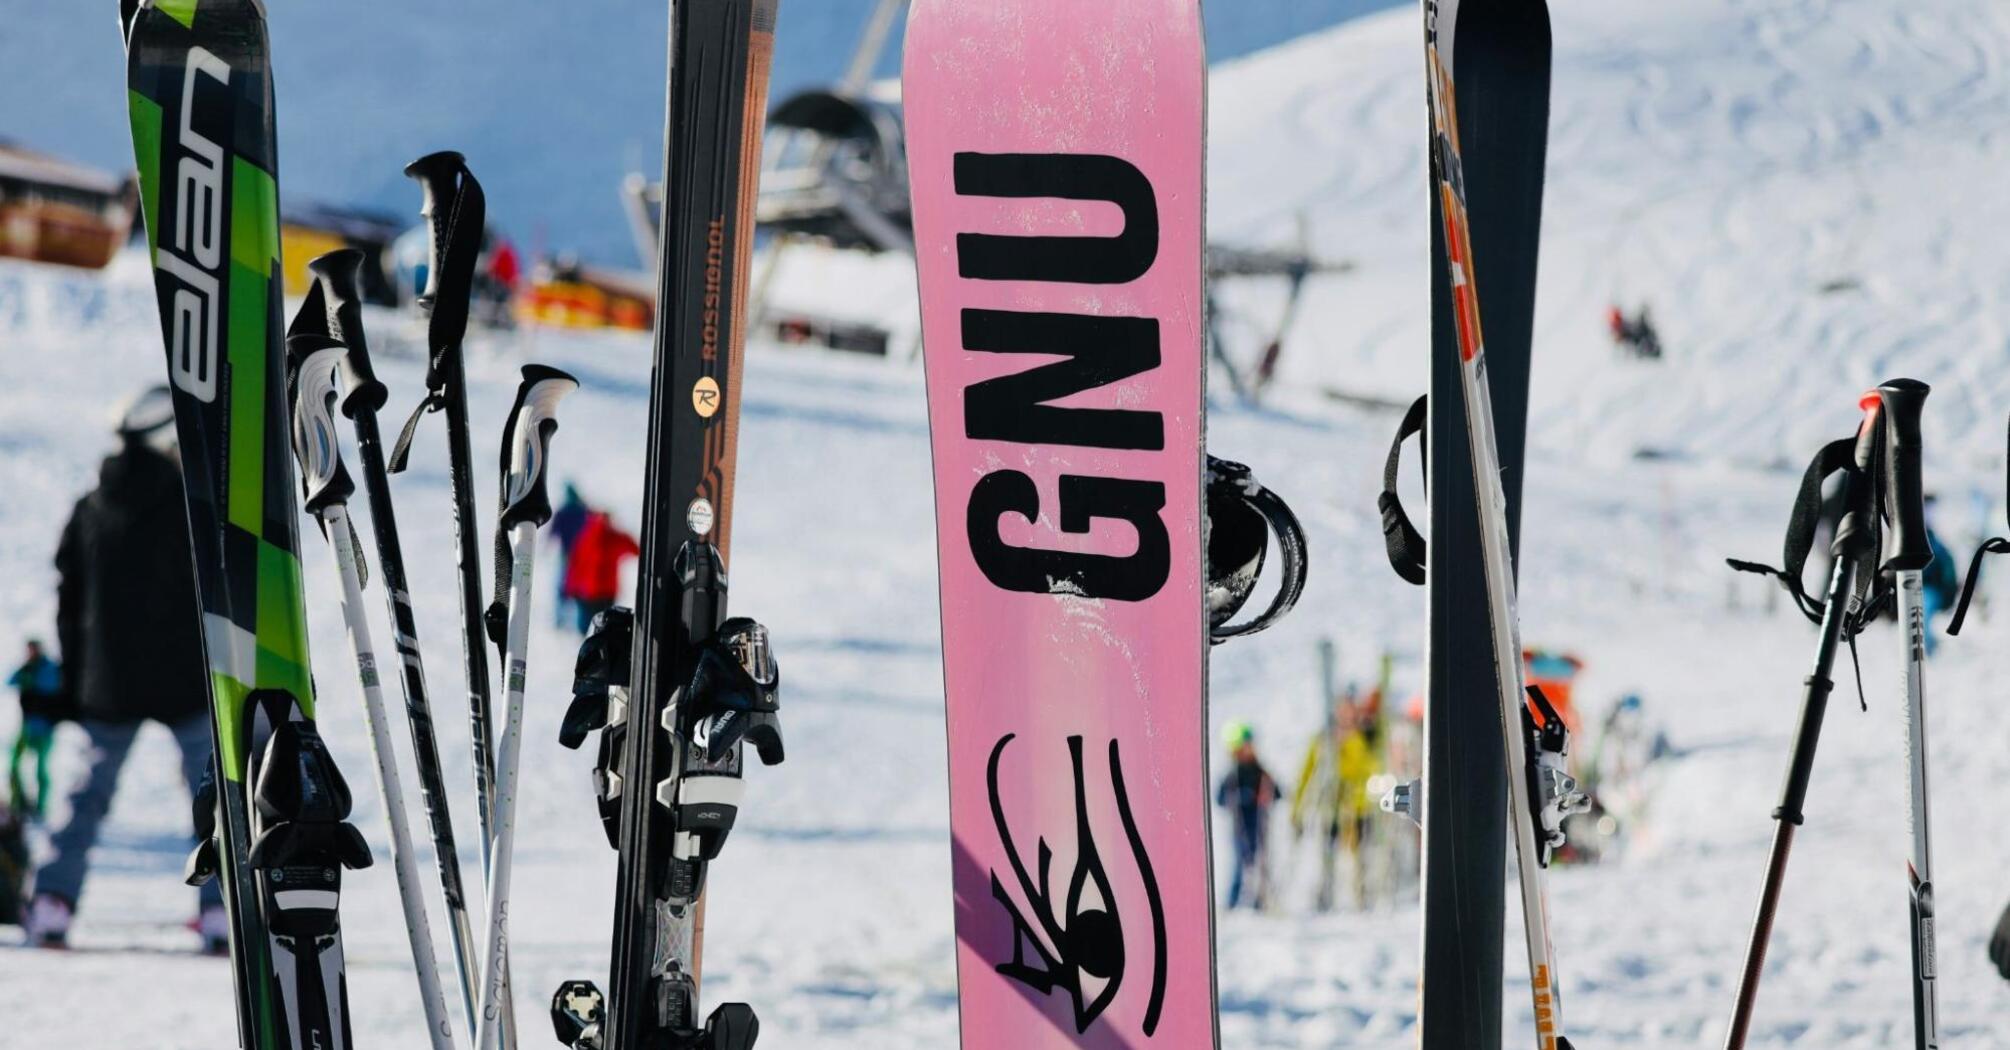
[7,0,2010,1045]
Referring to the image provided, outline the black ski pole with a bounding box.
[296,248,483,1037]
[392,149,518,1048]
[1724,449,1871,1050]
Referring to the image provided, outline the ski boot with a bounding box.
[1522,687,1592,866]
[1205,456,1308,642]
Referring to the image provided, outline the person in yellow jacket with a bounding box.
[1292,683,1382,912]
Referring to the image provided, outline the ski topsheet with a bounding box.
[592,2,779,1048]
[1422,1,1573,1048]
[905,2,1214,1046]
[123,2,355,1048]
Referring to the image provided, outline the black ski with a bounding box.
[551,3,785,1048]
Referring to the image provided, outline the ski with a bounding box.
[295,247,485,1038]
[1420,1,1581,1046]
[285,332,460,1050]
[122,2,366,1046]
[905,1,1219,1045]
[550,3,785,1049]
[392,149,519,1049]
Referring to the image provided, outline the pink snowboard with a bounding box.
[905,2,1213,1047]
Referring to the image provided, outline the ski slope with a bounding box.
[8,0,2010,1046]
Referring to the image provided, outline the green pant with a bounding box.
[8,716,53,819]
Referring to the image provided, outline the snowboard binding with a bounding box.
[1206,456,1308,643]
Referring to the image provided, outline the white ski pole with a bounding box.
[289,334,458,1050]
[475,366,580,1050]
[1862,380,1938,1050]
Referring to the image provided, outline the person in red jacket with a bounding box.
[563,511,639,633]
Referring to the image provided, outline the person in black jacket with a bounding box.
[23,388,222,949]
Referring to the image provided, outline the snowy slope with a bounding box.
[7,0,2010,1047]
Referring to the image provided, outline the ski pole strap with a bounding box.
[1725,437,1860,623]
[1378,394,1428,586]
[386,391,446,475]
[1949,537,2010,636]
[1948,412,2010,637]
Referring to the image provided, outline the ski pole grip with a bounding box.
[305,249,387,414]
[285,334,355,515]
[499,365,580,531]
[403,150,465,309]
[1876,379,1931,573]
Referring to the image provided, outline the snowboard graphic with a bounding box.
[905,2,1213,1046]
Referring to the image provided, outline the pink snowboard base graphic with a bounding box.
[905,2,1213,1047]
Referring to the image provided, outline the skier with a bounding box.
[549,483,590,629]
[1920,495,1959,655]
[1291,684,1381,911]
[1216,720,1278,910]
[563,509,639,634]
[1606,302,1663,359]
[23,388,224,950]
[8,639,64,822]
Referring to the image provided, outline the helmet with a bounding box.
[1221,720,1254,752]
[113,385,176,441]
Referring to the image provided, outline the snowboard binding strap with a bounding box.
[1206,456,1309,643]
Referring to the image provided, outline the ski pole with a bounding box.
[475,366,579,1050]
[396,151,521,1050]
[288,334,460,1050]
[1861,379,1939,1050]
[297,249,484,1038]
[1724,434,1874,1050]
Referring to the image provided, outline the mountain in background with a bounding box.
[3,0,1401,263]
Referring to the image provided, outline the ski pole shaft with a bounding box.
[291,336,458,1050]
[329,504,462,1050]
[476,524,537,1050]
[1898,571,1939,1050]
[1725,512,1861,1050]
[307,248,484,1037]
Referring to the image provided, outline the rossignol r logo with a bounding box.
[155,46,231,404]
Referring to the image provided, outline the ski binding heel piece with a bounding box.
[1523,687,1591,865]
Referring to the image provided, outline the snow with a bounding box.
[8,0,2010,1046]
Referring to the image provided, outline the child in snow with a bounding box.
[564,510,641,634]
[7,639,64,822]
[1216,721,1278,910]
